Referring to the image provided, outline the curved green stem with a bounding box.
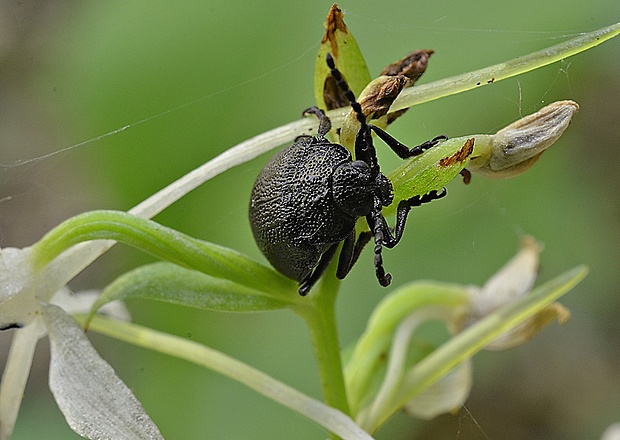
[85,316,372,440]
[293,260,350,439]
[31,210,295,297]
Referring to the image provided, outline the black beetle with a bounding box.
[249,53,446,295]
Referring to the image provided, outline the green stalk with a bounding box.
[388,22,620,112]
[293,260,350,439]
[84,316,372,440]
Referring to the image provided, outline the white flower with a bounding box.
[350,236,577,433]
[453,236,570,350]
[0,246,162,440]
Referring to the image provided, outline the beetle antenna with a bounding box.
[326,53,380,175]
[325,53,367,127]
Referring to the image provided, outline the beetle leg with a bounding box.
[367,199,393,287]
[382,189,447,248]
[302,106,332,139]
[325,53,383,175]
[351,231,373,274]
[325,54,365,125]
[370,124,447,159]
[336,230,356,279]
[336,229,373,280]
[299,242,339,296]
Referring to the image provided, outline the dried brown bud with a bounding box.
[339,76,410,149]
[380,50,434,125]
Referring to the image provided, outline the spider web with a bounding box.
[0,21,578,230]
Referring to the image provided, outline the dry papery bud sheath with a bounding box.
[379,49,433,125]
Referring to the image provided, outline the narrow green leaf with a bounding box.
[314,4,371,110]
[32,210,296,296]
[389,22,620,113]
[90,262,293,320]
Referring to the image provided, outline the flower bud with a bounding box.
[469,100,579,178]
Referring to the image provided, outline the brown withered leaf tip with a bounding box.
[439,138,475,167]
[322,4,347,57]
[321,4,350,110]
[460,168,472,184]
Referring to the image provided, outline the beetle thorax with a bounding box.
[331,160,393,218]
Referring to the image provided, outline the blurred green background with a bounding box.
[1,1,618,439]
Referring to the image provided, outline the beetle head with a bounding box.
[375,173,394,207]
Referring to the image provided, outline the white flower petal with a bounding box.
[404,360,472,420]
[470,236,542,319]
[0,317,46,440]
[42,304,163,440]
[601,423,620,440]
[0,247,40,329]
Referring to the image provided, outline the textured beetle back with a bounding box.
[249,138,356,281]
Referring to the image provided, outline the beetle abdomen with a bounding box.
[249,138,356,281]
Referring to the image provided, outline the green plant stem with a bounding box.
[388,22,620,113]
[84,315,372,440]
[294,261,350,440]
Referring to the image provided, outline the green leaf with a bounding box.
[32,210,296,296]
[314,4,371,110]
[90,262,293,319]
